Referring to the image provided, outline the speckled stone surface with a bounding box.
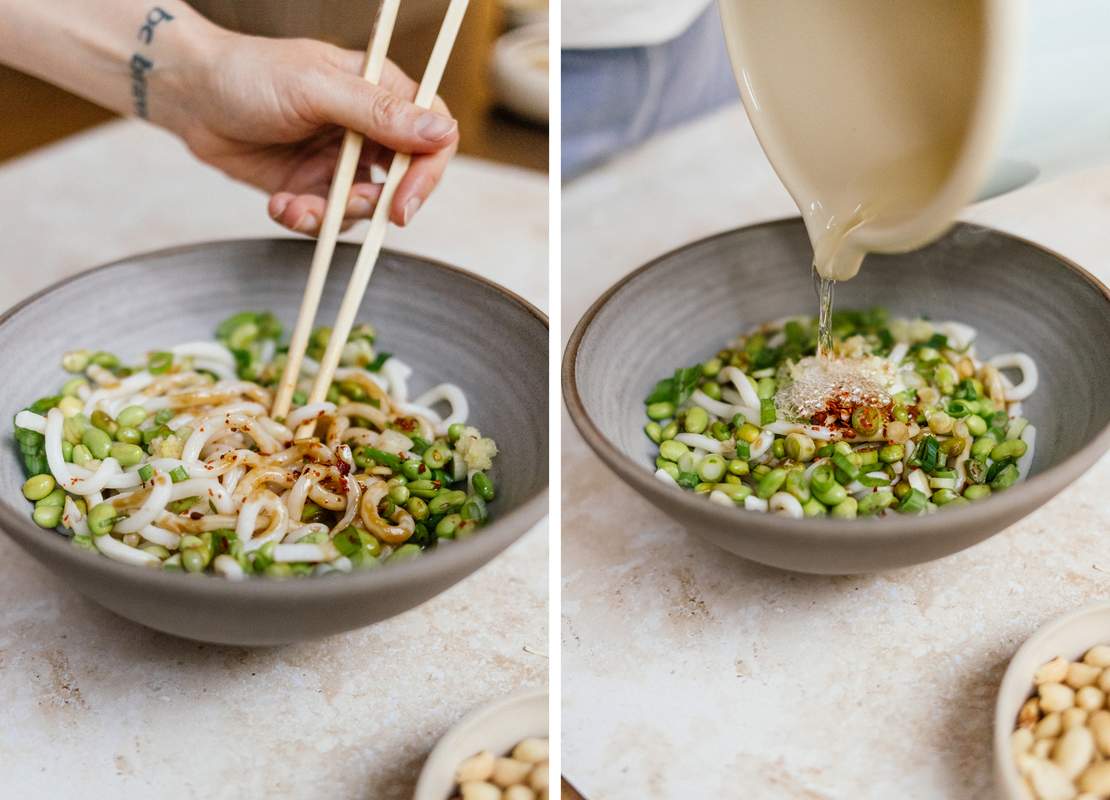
[562,106,1110,798]
[0,120,548,799]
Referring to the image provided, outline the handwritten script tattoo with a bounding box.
[131,7,175,118]
[137,7,174,44]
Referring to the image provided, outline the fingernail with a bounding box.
[271,196,291,219]
[348,196,373,216]
[417,113,456,142]
[294,213,318,233]
[402,197,422,226]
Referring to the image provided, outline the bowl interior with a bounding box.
[0,239,547,578]
[994,603,1110,798]
[414,688,548,800]
[573,219,1110,494]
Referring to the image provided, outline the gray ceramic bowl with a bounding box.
[564,218,1110,574]
[0,239,548,644]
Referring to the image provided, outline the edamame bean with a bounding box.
[61,440,74,462]
[90,410,117,436]
[736,423,761,443]
[401,459,424,481]
[388,483,411,504]
[830,497,858,519]
[408,480,440,499]
[405,497,429,521]
[63,415,88,444]
[659,440,688,462]
[812,480,847,507]
[713,483,751,503]
[61,350,91,373]
[87,502,117,536]
[931,488,959,506]
[116,406,147,428]
[990,463,1020,490]
[971,436,997,460]
[858,490,894,516]
[37,487,65,508]
[660,421,679,441]
[756,468,787,500]
[116,426,142,445]
[57,396,83,417]
[964,414,987,436]
[72,444,94,467]
[646,402,674,421]
[447,423,465,442]
[472,471,495,501]
[927,411,954,435]
[644,422,662,443]
[109,443,144,467]
[990,439,1027,461]
[684,407,709,434]
[802,498,828,517]
[961,484,990,502]
[428,490,467,515]
[878,444,904,464]
[82,427,112,459]
[22,474,56,502]
[432,514,459,539]
[32,505,62,528]
[387,544,421,563]
[182,548,208,573]
[701,382,722,401]
[727,459,749,476]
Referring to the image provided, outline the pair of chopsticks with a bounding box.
[271,0,470,432]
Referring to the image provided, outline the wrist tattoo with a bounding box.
[137,7,174,45]
[130,7,175,119]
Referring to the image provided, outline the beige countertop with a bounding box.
[0,120,548,800]
[562,106,1110,799]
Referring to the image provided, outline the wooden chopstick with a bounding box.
[296,0,470,437]
[270,0,402,420]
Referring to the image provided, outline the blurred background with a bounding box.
[0,0,548,171]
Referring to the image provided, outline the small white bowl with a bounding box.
[414,687,549,800]
[994,602,1110,799]
[491,23,548,125]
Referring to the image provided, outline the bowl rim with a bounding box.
[413,685,549,800]
[992,601,1110,798]
[562,217,1110,545]
[0,237,549,600]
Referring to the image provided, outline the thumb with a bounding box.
[313,72,458,154]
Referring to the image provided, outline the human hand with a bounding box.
[172,33,458,234]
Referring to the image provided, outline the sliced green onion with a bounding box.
[759,398,776,426]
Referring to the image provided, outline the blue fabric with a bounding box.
[562,4,740,179]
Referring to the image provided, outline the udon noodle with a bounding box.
[12,312,499,578]
[643,308,1037,518]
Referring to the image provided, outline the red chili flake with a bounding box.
[189,512,203,520]
[810,394,894,436]
[336,460,351,477]
[418,464,427,474]
[397,417,417,432]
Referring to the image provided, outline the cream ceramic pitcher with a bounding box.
[718,0,1110,282]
